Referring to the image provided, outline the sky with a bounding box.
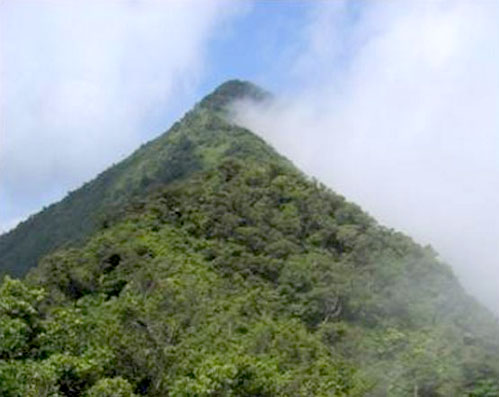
[1,1,498,312]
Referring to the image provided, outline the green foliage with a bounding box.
[85,377,137,397]
[0,81,280,277]
[170,353,279,396]
[1,81,498,395]
[0,276,45,361]
[468,379,499,397]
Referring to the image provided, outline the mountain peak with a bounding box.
[199,79,270,112]
[2,77,499,395]
[0,79,283,276]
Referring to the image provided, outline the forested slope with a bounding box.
[0,80,273,276]
[1,81,498,396]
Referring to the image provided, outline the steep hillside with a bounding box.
[0,81,279,276]
[1,81,498,396]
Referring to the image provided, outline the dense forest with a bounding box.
[1,81,498,396]
[0,81,272,277]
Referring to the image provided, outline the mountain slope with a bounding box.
[0,80,280,277]
[0,81,498,396]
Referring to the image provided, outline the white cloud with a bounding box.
[235,1,499,313]
[0,0,245,228]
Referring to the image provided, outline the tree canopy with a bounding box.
[1,81,498,396]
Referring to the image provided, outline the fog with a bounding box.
[233,1,499,313]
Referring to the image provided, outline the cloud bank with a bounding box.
[234,1,499,312]
[0,0,244,232]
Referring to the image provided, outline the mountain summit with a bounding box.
[198,79,270,112]
[0,80,277,276]
[1,81,499,395]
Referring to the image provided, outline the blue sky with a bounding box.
[141,1,315,137]
[1,1,499,312]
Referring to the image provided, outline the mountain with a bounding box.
[1,81,498,396]
[0,80,275,277]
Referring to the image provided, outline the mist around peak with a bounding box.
[231,1,499,315]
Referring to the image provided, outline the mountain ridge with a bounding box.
[1,80,498,395]
[0,80,273,277]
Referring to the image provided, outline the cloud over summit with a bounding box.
[234,0,499,313]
